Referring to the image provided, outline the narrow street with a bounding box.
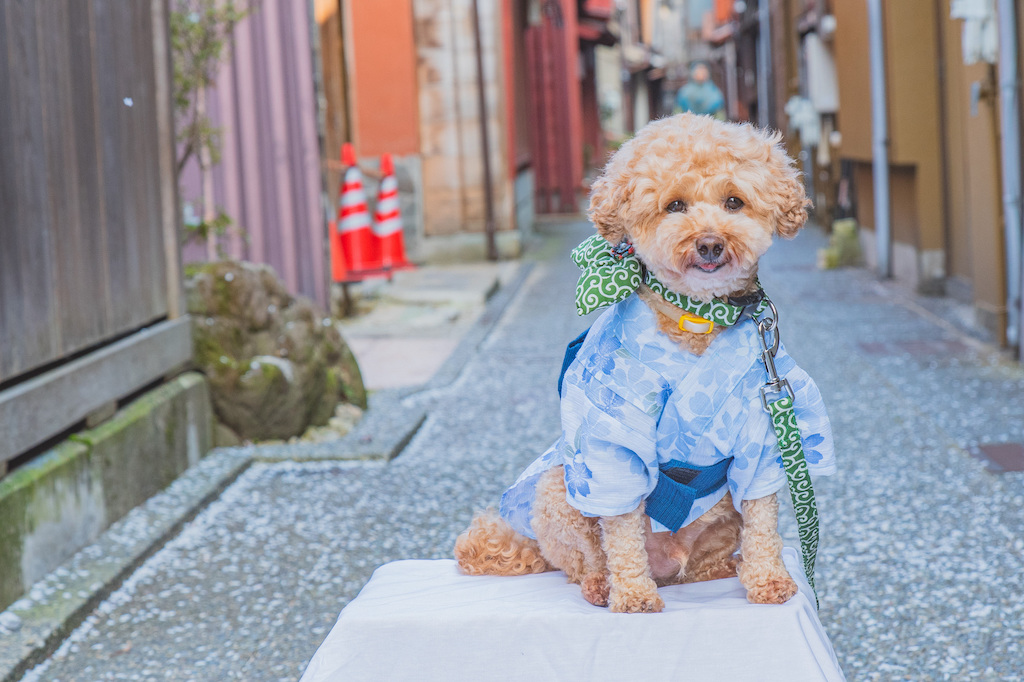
[21,221,1024,681]
[5,2,1024,681]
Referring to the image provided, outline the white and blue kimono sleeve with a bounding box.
[498,357,662,539]
[500,302,665,538]
[557,361,661,518]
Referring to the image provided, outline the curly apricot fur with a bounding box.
[738,495,799,604]
[589,114,809,303]
[454,510,552,576]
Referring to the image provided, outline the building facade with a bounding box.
[700,0,1024,352]
[832,0,1023,347]
[331,0,595,263]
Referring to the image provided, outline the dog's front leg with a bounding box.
[599,504,664,613]
[737,494,798,604]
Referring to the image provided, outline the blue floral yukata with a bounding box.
[499,293,836,538]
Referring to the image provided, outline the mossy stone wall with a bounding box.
[0,373,212,611]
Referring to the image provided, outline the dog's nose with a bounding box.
[696,236,725,261]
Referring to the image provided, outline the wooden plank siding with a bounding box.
[0,318,192,466]
[0,0,62,382]
[0,0,178,386]
[318,6,351,206]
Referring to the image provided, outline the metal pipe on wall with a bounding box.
[757,0,772,129]
[725,40,740,121]
[867,0,891,278]
[472,0,498,261]
[996,0,1022,350]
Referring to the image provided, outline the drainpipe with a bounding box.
[867,0,891,278]
[757,0,772,129]
[725,40,740,121]
[997,0,1022,350]
[472,0,498,261]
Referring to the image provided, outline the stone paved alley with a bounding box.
[8,220,1024,681]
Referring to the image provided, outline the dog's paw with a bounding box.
[745,573,799,604]
[580,573,610,607]
[609,588,664,613]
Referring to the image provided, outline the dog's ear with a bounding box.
[766,136,811,238]
[774,171,811,238]
[587,160,630,245]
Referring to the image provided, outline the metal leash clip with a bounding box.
[756,299,794,411]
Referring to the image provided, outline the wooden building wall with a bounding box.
[935,0,1005,337]
[0,0,181,385]
[0,0,189,468]
[318,1,351,209]
[833,0,1008,338]
[412,0,512,236]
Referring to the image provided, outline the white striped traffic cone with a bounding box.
[338,143,383,276]
[374,153,413,270]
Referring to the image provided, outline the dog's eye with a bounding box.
[666,200,687,213]
[725,196,745,211]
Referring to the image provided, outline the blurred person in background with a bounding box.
[676,61,725,120]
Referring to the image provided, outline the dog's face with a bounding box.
[588,114,809,301]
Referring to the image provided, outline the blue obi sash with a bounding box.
[644,457,733,531]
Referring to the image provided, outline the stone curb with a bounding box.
[250,391,429,463]
[0,450,251,682]
[0,260,536,681]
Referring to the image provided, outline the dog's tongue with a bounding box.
[697,262,721,272]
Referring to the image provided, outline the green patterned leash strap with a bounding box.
[571,234,769,322]
[755,301,821,607]
[766,395,820,605]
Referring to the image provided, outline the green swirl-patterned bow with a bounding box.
[571,234,769,323]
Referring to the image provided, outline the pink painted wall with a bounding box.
[181,0,328,308]
[561,0,583,192]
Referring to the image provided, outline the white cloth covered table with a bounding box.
[301,547,845,682]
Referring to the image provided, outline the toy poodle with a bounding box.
[455,113,835,613]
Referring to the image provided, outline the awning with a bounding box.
[582,0,615,20]
[578,18,617,46]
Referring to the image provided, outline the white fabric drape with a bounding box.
[301,548,845,682]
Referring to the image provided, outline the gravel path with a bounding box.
[20,221,1024,681]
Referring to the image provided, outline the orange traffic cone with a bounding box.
[374,153,414,270]
[338,143,384,277]
[329,220,349,283]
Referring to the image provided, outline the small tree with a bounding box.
[170,0,252,256]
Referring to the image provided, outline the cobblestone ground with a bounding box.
[22,222,1024,681]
